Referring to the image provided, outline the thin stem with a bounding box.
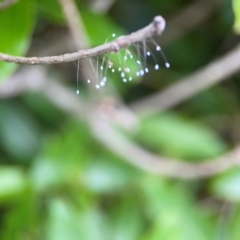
[0,16,166,65]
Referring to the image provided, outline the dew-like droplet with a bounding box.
[124,56,127,60]
[165,62,170,68]
[155,64,159,70]
[118,67,121,71]
[130,55,133,59]
[147,51,151,56]
[137,60,141,65]
[145,68,149,73]
[96,84,100,89]
[124,68,130,72]
[112,69,115,72]
[129,77,132,81]
[121,72,125,78]
[156,46,161,51]
[136,71,139,76]
[87,79,91,83]
[76,90,79,94]
[140,70,144,76]
[123,78,127,82]
[100,66,103,70]
[112,33,116,37]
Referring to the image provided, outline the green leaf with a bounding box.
[232,0,240,34]
[227,207,240,240]
[0,0,35,82]
[136,112,227,161]
[0,167,26,201]
[77,207,109,240]
[210,168,240,202]
[80,11,125,46]
[0,194,38,240]
[36,1,124,45]
[47,199,108,240]
[140,177,213,240]
[36,0,64,24]
[30,122,90,192]
[47,199,84,240]
[110,201,143,240]
[30,119,137,193]
[82,158,137,194]
[0,102,41,163]
[22,92,63,125]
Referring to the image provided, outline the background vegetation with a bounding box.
[0,0,240,239]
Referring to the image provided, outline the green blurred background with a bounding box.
[0,0,240,239]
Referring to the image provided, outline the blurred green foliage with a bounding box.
[136,113,228,160]
[0,0,240,239]
[232,0,240,34]
[0,0,35,81]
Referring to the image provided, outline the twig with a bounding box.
[39,73,240,179]
[58,0,90,49]
[131,43,240,115]
[0,0,17,10]
[90,116,240,179]
[0,67,47,98]
[1,66,239,179]
[0,15,166,65]
[89,0,116,13]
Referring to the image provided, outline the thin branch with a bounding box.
[91,116,240,179]
[58,0,90,49]
[131,43,240,115]
[0,0,17,10]
[58,0,98,95]
[0,15,166,65]
[89,0,116,13]
[41,74,240,179]
[0,67,47,98]
[58,0,94,93]
[1,66,239,179]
